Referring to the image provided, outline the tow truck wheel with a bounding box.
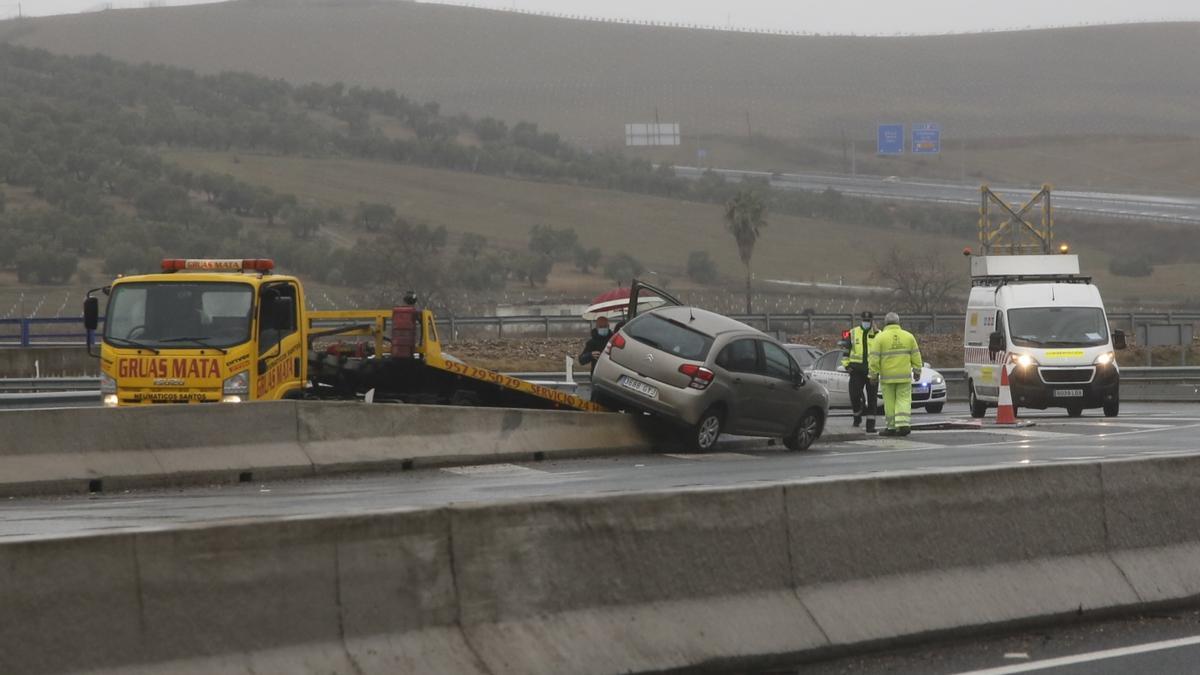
[1067,406,1083,418]
[1104,399,1120,418]
[682,407,723,452]
[968,381,987,418]
[784,408,822,451]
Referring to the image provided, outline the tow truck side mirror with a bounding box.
[83,297,99,331]
[1112,330,1127,351]
[988,331,1005,355]
[266,296,295,331]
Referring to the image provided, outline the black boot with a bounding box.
[852,415,862,428]
[865,418,876,433]
[898,427,911,437]
[879,428,898,437]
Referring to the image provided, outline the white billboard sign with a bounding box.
[625,123,681,147]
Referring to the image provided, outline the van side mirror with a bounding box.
[1112,330,1127,351]
[83,297,99,331]
[988,331,1005,355]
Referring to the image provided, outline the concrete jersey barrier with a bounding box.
[0,401,664,496]
[6,455,1200,674]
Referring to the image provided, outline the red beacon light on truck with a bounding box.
[161,258,275,274]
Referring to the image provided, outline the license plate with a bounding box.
[1054,389,1084,398]
[618,375,659,399]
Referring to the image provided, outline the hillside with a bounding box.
[3,0,1199,147]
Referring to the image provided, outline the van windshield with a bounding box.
[624,313,714,361]
[1007,307,1108,348]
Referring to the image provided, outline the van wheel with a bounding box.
[925,402,944,414]
[682,407,723,452]
[785,409,823,451]
[1104,399,1120,418]
[1067,406,1083,418]
[968,381,987,418]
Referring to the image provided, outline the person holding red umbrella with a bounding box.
[577,315,613,372]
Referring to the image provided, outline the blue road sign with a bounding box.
[912,123,941,154]
[877,124,904,155]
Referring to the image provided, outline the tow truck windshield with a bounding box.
[104,282,254,350]
[1008,307,1108,348]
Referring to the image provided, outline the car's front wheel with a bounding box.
[682,406,723,452]
[784,408,823,451]
[1104,399,1120,418]
[925,402,944,414]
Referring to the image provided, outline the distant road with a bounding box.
[674,166,1200,225]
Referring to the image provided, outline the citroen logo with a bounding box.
[645,353,654,363]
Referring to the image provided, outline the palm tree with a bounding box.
[723,189,768,315]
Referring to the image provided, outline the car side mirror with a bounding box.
[793,371,806,387]
[988,331,1005,355]
[83,297,99,331]
[1112,330,1127,351]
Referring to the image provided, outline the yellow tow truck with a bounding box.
[84,258,603,411]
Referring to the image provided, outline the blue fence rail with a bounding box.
[0,318,103,347]
[3,311,1200,347]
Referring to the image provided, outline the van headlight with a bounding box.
[1094,351,1115,366]
[223,371,249,398]
[1010,353,1037,368]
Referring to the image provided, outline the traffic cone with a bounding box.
[995,364,1019,425]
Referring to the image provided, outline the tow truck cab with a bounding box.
[84,258,307,406]
[963,255,1126,418]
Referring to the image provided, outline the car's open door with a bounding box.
[627,279,683,320]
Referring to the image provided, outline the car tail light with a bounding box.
[605,332,626,355]
[678,363,715,390]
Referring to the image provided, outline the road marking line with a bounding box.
[441,463,547,477]
[663,453,760,461]
[847,439,944,450]
[950,634,1200,674]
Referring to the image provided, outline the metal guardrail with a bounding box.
[0,377,101,392]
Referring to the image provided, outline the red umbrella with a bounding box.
[582,287,665,320]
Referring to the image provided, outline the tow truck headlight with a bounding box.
[1011,353,1037,368]
[222,371,249,402]
[1094,351,1115,366]
[100,372,118,406]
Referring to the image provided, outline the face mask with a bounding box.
[861,322,871,330]
[597,328,610,336]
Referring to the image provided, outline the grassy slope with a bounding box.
[160,149,1200,306]
[5,2,1200,147]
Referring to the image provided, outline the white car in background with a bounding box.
[806,349,947,413]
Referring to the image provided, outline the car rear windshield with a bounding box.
[624,314,714,361]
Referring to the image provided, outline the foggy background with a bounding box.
[4,0,1199,33]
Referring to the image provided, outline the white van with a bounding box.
[963,255,1126,418]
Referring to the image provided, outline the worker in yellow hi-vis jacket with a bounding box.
[868,312,923,437]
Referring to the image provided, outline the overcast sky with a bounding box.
[4,0,1199,33]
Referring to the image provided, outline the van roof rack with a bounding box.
[972,274,1092,288]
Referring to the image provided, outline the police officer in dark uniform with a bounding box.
[842,311,879,431]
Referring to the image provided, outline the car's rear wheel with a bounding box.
[968,381,987,418]
[784,409,823,451]
[682,406,723,452]
[925,402,944,414]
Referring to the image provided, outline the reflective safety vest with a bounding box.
[841,325,878,368]
[869,324,923,384]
